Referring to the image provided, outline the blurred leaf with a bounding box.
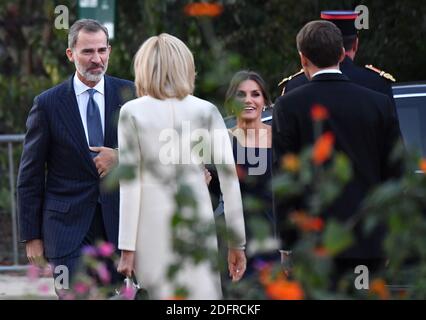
[248,216,271,242]
[271,175,303,198]
[323,220,354,256]
[332,153,352,183]
[102,164,136,191]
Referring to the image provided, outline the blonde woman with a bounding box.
[116,33,246,299]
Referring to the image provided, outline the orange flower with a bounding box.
[312,132,335,165]
[398,289,408,299]
[184,2,223,17]
[311,104,329,121]
[313,246,330,257]
[265,279,304,300]
[258,263,273,286]
[281,154,300,172]
[370,278,390,300]
[419,159,426,173]
[290,211,324,232]
[257,263,286,286]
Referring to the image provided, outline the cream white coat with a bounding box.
[117,95,245,299]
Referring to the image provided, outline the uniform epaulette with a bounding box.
[278,69,304,87]
[364,64,396,82]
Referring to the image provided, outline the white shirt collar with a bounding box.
[73,72,105,96]
[312,68,342,78]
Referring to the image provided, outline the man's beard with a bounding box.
[75,60,108,83]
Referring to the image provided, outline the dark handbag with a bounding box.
[110,273,149,300]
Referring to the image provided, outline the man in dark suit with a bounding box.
[279,10,397,113]
[17,19,134,294]
[272,20,402,281]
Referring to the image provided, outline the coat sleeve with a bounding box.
[17,96,49,242]
[272,97,300,250]
[117,106,142,251]
[209,104,246,249]
[381,96,404,180]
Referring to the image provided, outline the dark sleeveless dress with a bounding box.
[231,136,276,241]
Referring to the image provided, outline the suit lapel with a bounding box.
[103,76,120,148]
[58,76,98,177]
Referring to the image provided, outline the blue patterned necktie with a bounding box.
[86,88,104,157]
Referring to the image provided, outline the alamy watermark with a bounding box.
[54,265,70,290]
[355,5,369,30]
[354,264,370,290]
[54,5,69,30]
[153,123,268,175]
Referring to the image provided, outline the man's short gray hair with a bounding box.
[68,19,109,49]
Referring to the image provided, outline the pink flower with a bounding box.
[73,282,90,295]
[96,263,111,284]
[98,242,115,257]
[37,283,50,294]
[121,286,136,300]
[63,293,76,300]
[42,264,53,277]
[27,264,40,282]
[82,245,98,257]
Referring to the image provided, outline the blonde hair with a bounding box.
[133,33,195,99]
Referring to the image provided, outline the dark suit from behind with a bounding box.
[272,73,402,260]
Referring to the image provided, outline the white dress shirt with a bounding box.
[73,73,105,146]
[312,68,342,78]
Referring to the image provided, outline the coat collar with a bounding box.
[311,72,350,82]
[103,76,120,149]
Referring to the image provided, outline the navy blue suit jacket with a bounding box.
[17,75,135,259]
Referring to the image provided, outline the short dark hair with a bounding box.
[225,70,272,109]
[296,20,343,68]
[343,35,357,51]
[68,19,109,49]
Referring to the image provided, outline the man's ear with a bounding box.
[299,52,312,80]
[66,48,74,62]
[338,47,346,63]
[299,51,308,68]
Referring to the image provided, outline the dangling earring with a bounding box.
[262,105,267,112]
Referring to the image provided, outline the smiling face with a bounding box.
[66,30,111,86]
[235,79,266,122]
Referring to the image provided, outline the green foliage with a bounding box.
[359,147,426,298]
[323,220,354,256]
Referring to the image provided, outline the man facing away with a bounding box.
[272,20,403,284]
[279,10,397,114]
[17,19,134,296]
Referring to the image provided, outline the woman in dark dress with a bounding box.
[213,71,279,282]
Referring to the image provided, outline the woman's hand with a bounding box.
[228,248,247,282]
[117,250,135,278]
[204,168,212,186]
